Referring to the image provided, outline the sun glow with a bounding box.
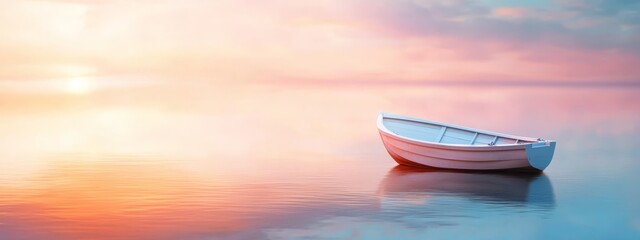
[66,77,91,94]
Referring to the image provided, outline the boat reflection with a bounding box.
[379,166,555,208]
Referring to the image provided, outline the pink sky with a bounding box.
[0,0,639,84]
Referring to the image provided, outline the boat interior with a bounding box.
[383,117,535,146]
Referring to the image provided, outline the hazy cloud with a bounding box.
[0,0,638,82]
[359,0,640,51]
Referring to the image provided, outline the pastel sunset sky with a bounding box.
[1,0,639,84]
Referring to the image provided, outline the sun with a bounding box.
[66,77,91,94]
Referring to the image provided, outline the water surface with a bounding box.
[1,80,639,239]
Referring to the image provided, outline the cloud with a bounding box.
[0,0,637,83]
[359,0,639,51]
[492,7,528,19]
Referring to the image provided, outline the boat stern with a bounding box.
[525,141,556,171]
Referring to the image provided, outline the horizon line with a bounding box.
[261,79,640,88]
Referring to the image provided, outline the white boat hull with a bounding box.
[378,113,556,171]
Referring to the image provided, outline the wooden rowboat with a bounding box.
[377,113,556,172]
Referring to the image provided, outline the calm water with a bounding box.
[1,80,639,239]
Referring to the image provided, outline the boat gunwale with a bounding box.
[377,112,556,149]
[382,138,529,162]
[381,131,527,153]
[380,129,525,151]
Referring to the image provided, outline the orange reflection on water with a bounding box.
[2,154,364,239]
[2,157,243,239]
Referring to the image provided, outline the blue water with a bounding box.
[0,83,639,239]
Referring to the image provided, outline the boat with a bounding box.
[377,112,556,171]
